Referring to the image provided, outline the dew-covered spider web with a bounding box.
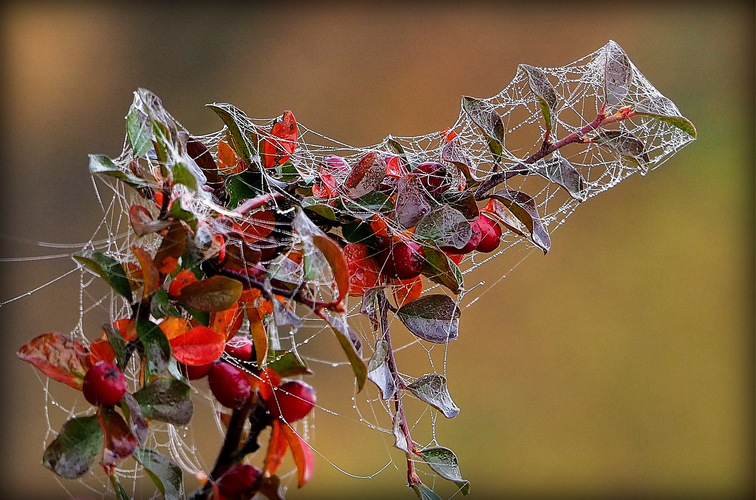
[3,40,694,499]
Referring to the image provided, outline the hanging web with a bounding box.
[6,40,695,499]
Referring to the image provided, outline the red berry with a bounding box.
[475,215,502,253]
[209,362,252,409]
[82,361,127,407]
[381,240,426,280]
[265,380,316,423]
[178,361,214,380]
[225,336,255,362]
[216,464,261,500]
[413,162,450,197]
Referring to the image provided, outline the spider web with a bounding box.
[4,40,694,499]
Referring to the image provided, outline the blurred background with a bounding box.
[0,2,752,499]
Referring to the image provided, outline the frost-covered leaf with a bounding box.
[489,189,551,253]
[462,96,504,161]
[43,415,103,479]
[395,174,431,229]
[521,64,557,132]
[397,294,460,344]
[178,275,243,312]
[412,483,444,500]
[344,151,387,199]
[441,138,484,184]
[133,448,183,500]
[532,156,587,201]
[16,332,89,390]
[604,40,633,106]
[593,129,650,166]
[89,154,150,188]
[367,339,396,400]
[318,310,367,391]
[134,378,193,425]
[407,373,459,418]
[481,199,529,237]
[74,250,132,300]
[635,96,697,138]
[418,446,470,495]
[414,205,472,250]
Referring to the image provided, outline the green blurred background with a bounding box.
[1,2,752,499]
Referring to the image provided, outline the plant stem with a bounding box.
[474,107,633,200]
[377,292,420,486]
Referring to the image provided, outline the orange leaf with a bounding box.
[169,270,198,299]
[159,317,192,341]
[217,139,244,175]
[209,303,243,341]
[281,423,315,488]
[131,247,160,298]
[257,368,282,402]
[263,419,289,478]
[247,307,268,367]
[16,332,90,390]
[391,276,423,308]
[170,325,225,366]
[112,318,137,342]
[89,338,116,365]
[155,222,188,273]
[262,110,298,168]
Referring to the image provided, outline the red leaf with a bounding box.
[17,332,90,390]
[168,269,198,298]
[263,419,289,478]
[263,110,298,168]
[237,210,276,245]
[344,151,387,199]
[88,338,116,365]
[169,325,225,366]
[128,204,170,237]
[343,243,382,297]
[209,303,243,341]
[281,423,315,488]
[98,407,138,467]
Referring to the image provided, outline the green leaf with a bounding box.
[318,310,367,391]
[342,190,394,218]
[109,472,131,500]
[412,483,444,500]
[120,393,148,445]
[301,197,338,222]
[150,288,182,320]
[126,106,152,157]
[172,162,198,192]
[462,96,504,162]
[133,447,183,500]
[74,250,133,300]
[407,373,459,418]
[103,323,129,371]
[604,40,633,106]
[634,96,697,138]
[88,154,151,189]
[396,294,460,344]
[207,102,257,164]
[42,415,103,479]
[224,170,265,209]
[267,350,312,377]
[178,275,243,312]
[520,64,557,132]
[489,189,551,253]
[418,446,470,495]
[137,319,171,377]
[134,378,193,425]
[414,205,472,250]
[422,246,464,295]
[438,189,479,222]
[367,339,396,400]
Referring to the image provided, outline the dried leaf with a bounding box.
[17,332,90,389]
[604,40,633,106]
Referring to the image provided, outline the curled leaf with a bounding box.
[593,129,650,167]
[318,310,367,391]
[489,189,551,253]
[531,156,587,201]
[367,339,396,400]
[407,373,459,418]
[281,423,315,488]
[462,96,504,161]
[604,40,633,106]
[635,96,697,138]
[418,446,470,495]
[344,151,387,199]
[521,64,557,132]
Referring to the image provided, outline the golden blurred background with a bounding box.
[1,3,752,499]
